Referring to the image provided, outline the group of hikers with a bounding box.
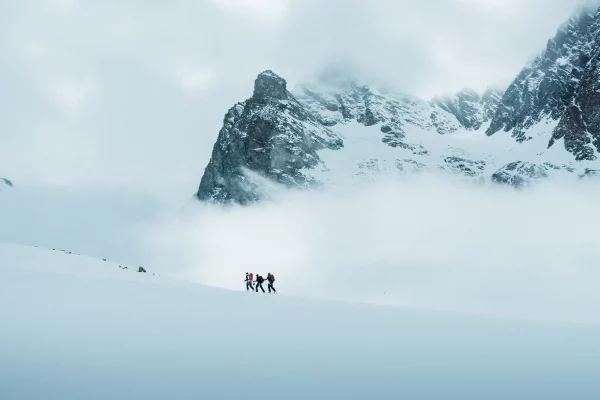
[245,272,276,294]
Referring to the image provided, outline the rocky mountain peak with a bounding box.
[486,5,600,160]
[252,70,289,101]
[486,6,598,139]
[196,70,342,204]
[431,87,502,130]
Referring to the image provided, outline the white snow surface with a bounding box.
[303,117,592,186]
[1,242,600,400]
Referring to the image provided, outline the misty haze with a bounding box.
[1,1,600,399]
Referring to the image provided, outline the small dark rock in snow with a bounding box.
[138,267,147,273]
[581,168,600,179]
[103,258,106,261]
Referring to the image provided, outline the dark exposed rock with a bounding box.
[253,71,288,101]
[138,267,147,273]
[380,125,393,133]
[580,168,600,179]
[386,141,428,156]
[196,70,343,204]
[543,162,576,173]
[443,157,486,177]
[381,130,406,147]
[488,6,600,161]
[491,162,549,188]
[548,15,600,161]
[1,178,13,187]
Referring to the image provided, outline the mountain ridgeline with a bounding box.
[487,7,600,160]
[197,6,600,204]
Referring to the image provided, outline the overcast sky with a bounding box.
[1,0,597,194]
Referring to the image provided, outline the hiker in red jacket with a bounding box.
[245,272,254,291]
[267,273,276,294]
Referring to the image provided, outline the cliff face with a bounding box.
[196,71,342,204]
[487,7,600,160]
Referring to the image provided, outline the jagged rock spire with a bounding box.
[253,70,288,101]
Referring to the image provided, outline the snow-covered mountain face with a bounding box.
[487,7,600,161]
[432,88,503,131]
[197,7,600,204]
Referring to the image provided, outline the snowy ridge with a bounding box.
[197,69,595,203]
[1,242,600,399]
[295,80,462,135]
[196,7,600,204]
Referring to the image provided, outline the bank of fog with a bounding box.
[149,175,600,324]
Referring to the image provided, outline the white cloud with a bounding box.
[177,65,214,96]
[211,0,290,22]
[52,78,96,118]
[46,0,76,10]
[143,176,600,324]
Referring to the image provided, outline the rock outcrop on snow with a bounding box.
[1,178,14,192]
[196,71,342,204]
[441,157,486,178]
[581,168,600,179]
[491,162,549,188]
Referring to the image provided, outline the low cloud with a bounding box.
[2,172,598,324]
[146,175,600,325]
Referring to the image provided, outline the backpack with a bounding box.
[248,273,253,281]
[269,274,275,283]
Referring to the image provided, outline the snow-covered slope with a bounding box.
[1,242,599,400]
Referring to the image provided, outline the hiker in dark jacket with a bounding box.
[267,273,276,294]
[255,275,266,293]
